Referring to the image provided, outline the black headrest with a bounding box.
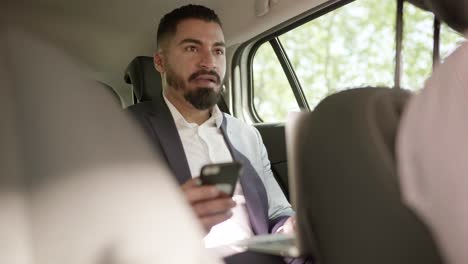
[124,56,161,103]
[424,0,468,33]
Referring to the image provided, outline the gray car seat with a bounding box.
[291,88,443,264]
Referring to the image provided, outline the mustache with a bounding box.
[188,69,221,84]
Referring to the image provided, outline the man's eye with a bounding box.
[215,49,225,55]
[185,46,197,52]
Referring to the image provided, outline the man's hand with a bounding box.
[181,178,236,233]
[278,216,296,234]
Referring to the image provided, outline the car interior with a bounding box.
[7,0,465,195]
[2,0,468,263]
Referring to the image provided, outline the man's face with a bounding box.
[157,18,226,110]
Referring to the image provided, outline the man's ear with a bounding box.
[153,52,165,73]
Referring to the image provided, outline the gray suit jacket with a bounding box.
[128,94,294,235]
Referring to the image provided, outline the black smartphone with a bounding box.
[199,162,242,196]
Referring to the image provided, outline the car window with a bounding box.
[401,2,434,91]
[401,3,466,91]
[249,0,466,123]
[253,43,299,122]
[440,23,466,61]
[279,0,396,109]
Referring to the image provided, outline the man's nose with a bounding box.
[198,50,217,70]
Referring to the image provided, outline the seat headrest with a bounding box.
[124,56,162,103]
[424,0,468,33]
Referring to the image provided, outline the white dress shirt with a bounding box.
[164,95,254,257]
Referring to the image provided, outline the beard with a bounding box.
[184,87,220,110]
[165,63,222,110]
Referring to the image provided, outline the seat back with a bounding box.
[0,22,221,264]
[255,123,290,199]
[124,56,230,113]
[292,88,443,264]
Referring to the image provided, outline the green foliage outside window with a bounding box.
[281,0,396,108]
[440,24,466,61]
[401,4,465,91]
[401,3,434,91]
[253,44,299,122]
[253,0,466,122]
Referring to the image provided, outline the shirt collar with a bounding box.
[163,93,223,129]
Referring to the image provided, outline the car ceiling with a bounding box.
[6,0,327,103]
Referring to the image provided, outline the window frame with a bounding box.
[247,37,310,122]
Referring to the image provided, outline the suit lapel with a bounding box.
[147,95,192,184]
[221,116,269,234]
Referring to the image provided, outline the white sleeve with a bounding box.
[252,127,295,220]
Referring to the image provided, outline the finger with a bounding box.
[184,185,220,203]
[201,210,234,232]
[193,197,236,217]
[181,177,202,190]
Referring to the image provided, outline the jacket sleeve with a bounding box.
[251,127,295,232]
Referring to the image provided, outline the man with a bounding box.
[397,26,468,264]
[396,1,468,264]
[129,4,311,264]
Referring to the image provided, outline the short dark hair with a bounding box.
[156,4,222,50]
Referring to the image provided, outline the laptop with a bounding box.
[232,111,315,257]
